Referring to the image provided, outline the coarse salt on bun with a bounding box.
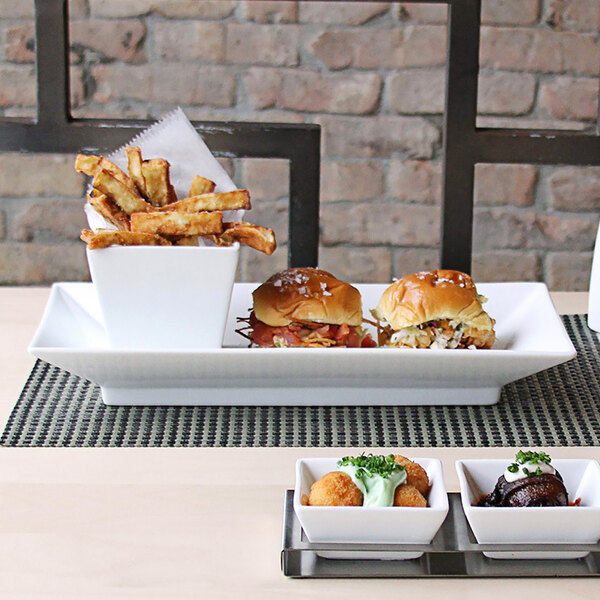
[252,267,363,327]
[373,270,495,349]
[374,270,492,331]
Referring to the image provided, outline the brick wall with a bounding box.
[0,0,599,288]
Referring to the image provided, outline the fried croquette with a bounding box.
[394,455,430,496]
[393,483,427,507]
[308,471,363,506]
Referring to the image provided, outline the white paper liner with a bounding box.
[84,107,243,244]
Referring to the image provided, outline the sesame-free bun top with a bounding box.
[373,269,494,331]
[252,267,363,327]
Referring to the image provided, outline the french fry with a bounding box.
[75,154,133,189]
[79,150,272,254]
[189,175,216,196]
[157,190,251,213]
[141,159,174,207]
[166,235,200,246]
[125,146,147,197]
[80,229,171,249]
[75,154,101,175]
[130,211,223,236]
[213,222,276,255]
[93,169,151,215]
[167,182,177,204]
[86,193,130,231]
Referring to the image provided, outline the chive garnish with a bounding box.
[508,450,552,478]
[514,450,551,465]
[337,453,405,479]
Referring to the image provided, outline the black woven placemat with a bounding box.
[2,314,599,448]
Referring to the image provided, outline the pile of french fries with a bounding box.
[77,147,276,254]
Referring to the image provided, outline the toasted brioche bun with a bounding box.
[252,267,363,327]
[373,270,494,332]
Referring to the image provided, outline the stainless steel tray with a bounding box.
[281,491,600,578]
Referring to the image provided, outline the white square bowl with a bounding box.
[293,457,448,558]
[456,458,600,559]
[86,244,239,349]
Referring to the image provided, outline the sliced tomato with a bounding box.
[334,324,363,347]
[361,333,377,348]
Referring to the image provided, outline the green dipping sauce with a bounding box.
[337,454,407,507]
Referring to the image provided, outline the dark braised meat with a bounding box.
[477,472,568,507]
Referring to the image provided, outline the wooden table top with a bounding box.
[0,287,597,599]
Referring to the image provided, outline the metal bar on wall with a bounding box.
[474,129,600,166]
[0,118,321,157]
[35,0,70,127]
[288,131,321,268]
[440,0,481,273]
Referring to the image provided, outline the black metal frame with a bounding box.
[442,0,600,272]
[0,0,599,273]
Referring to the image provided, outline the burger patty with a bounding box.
[249,312,376,348]
[381,318,495,349]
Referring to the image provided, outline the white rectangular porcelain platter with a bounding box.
[29,282,575,406]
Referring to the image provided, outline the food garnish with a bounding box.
[507,450,552,477]
[337,454,404,480]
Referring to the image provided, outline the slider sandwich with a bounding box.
[240,268,376,348]
[373,270,495,349]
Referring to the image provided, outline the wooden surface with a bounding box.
[0,287,598,600]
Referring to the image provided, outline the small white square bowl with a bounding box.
[456,458,600,559]
[86,244,239,349]
[293,457,448,559]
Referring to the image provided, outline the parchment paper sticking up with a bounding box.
[85,108,243,240]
